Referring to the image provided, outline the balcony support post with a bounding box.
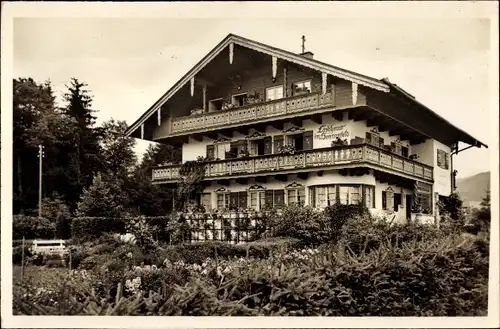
[203,85,207,112]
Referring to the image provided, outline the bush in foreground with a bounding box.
[13,231,489,316]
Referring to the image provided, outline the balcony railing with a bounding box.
[152,144,434,183]
[170,89,335,134]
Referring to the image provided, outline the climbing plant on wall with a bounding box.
[175,156,207,212]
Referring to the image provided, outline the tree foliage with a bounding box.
[76,173,128,218]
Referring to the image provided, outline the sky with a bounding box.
[11,6,494,179]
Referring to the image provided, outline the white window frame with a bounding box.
[266,85,284,101]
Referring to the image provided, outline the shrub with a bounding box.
[71,217,126,241]
[268,205,331,246]
[13,245,33,265]
[13,215,56,240]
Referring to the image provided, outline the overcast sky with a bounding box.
[12,6,493,178]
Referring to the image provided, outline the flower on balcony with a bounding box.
[409,154,419,160]
[238,149,250,158]
[331,137,348,148]
[279,144,296,154]
[190,108,204,116]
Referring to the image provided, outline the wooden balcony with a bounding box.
[169,89,336,135]
[152,144,434,183]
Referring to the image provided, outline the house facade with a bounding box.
[125,34,486,226]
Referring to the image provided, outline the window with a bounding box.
[364,186,375,208]
[366,132,384,148]
[415,181,433,214]
[217,193,230,210]
[394,193,402,211]
[437,149,450,170]
[209,98,223,112]
[310,185,363,208]
[402,146,409,158]
[206,145,215,160]
[292,80,312,95]
[266,86,284,101]
[261,189,285,209]
[382,188,395,211]
[250,191,259,210]
[249,138,266,156]
[349,186,361,205]
[339,186,349,205]
[391,142,402,156]
[232,93,248,107]
[227,141,248,159]
[215,143,229,160]
[287,187,306,205]
[228,192,248,210]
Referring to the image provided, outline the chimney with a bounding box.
[300,51,314,59]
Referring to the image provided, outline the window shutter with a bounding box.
[379,137,385,148]
[238,192,248,209]
[265,190,274,208]
[382,191,387,210]
[303,131,314,150]
[264,136,272,155]
[444,153,449,169]
[206,145,215,160]
[437,150,442,168]
[230,193,238,209]
[365,132,372,144]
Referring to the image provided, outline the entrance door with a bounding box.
[405,195,412,222]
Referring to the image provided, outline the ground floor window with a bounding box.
[414,181,433,214]
[286,186,306,206]
[364,186,375,208]
[310,184,370,208]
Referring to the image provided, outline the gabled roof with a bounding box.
[124,33,389,136]
[124,33,487,150]
[381,78,488,149]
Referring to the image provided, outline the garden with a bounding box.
[13,203,490,316]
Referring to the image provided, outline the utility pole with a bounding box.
[38,144,44,218]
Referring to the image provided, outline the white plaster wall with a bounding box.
[182,136,212,162]
[411,139,434,166]
[433,140,452,196]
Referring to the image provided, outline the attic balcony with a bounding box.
[151,143,434,184]
[161,88,337,138]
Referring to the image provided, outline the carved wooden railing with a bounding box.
[170,89,335,134]
[152,144,434,183]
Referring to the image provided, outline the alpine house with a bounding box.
[125,33,487,228]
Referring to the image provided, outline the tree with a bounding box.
[13,78,61,213]
[126,143,181,216]
[100,118,137,178]
[62,78,103,204]
[473,190,491,232]
[438,192,465,232]
[76,173,128,218]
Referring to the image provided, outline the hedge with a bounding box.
[13,215,56,240]
[71,216,170,242]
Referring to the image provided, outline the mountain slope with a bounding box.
[456,171,490,205]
